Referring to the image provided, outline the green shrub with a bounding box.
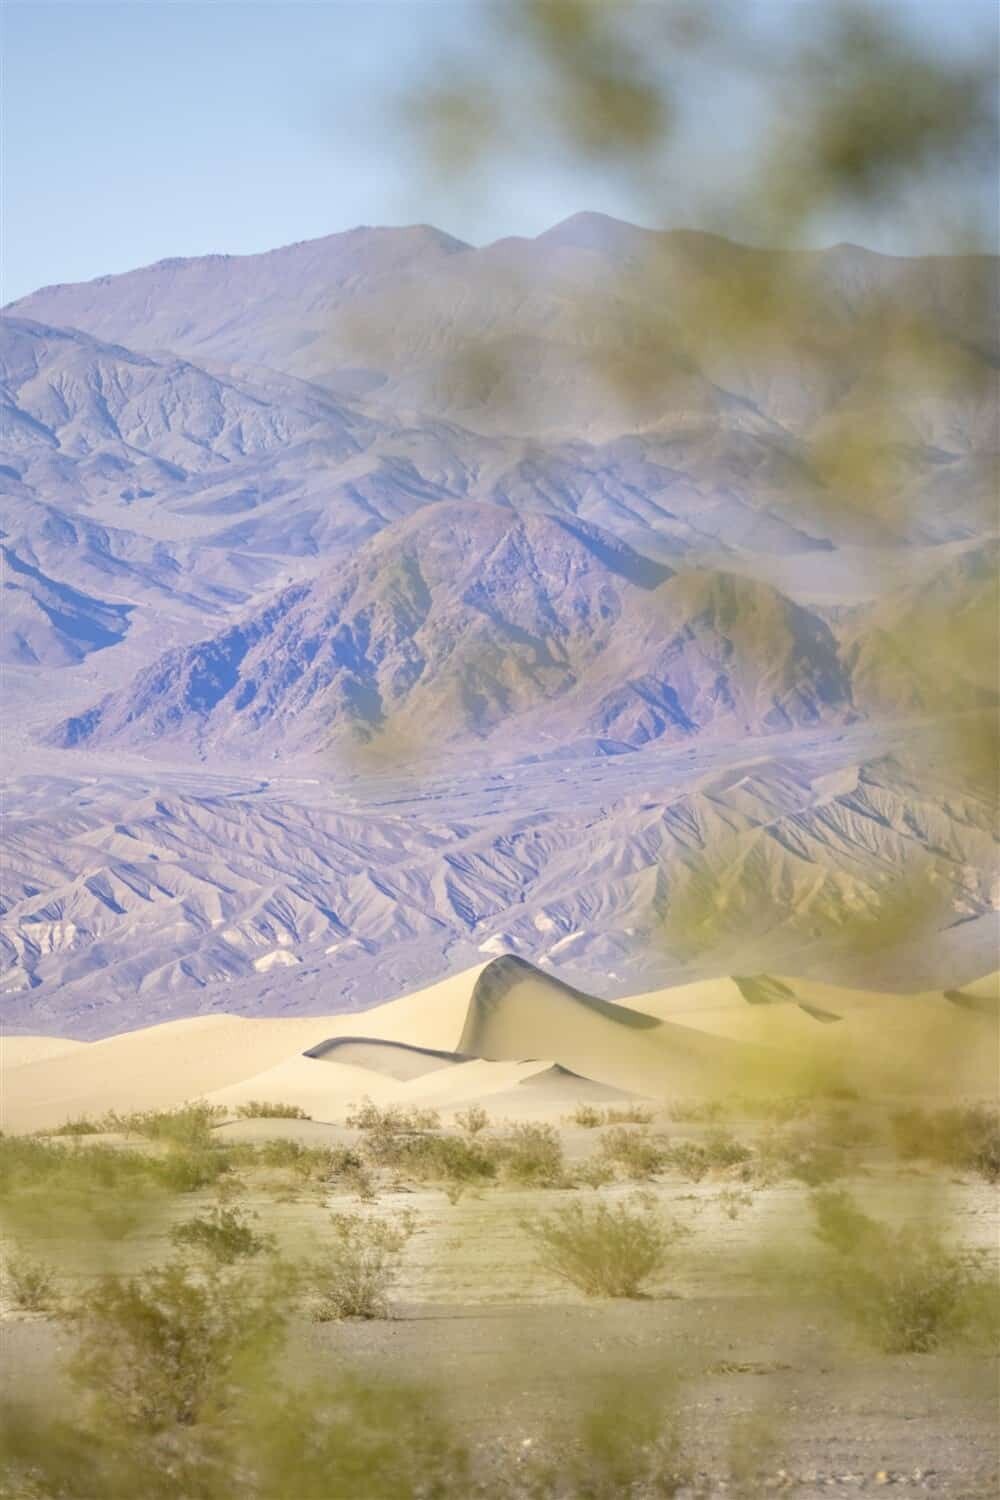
[718,1186,755,1221]
[571,1159,617,1189]
[523,1199,682,1298]
[892,1105,1000,1182]
[454,1104,490,1134]
[246,1376,469,1500]
[66,1259,288,1430]
[664,1130,753,1182]
[234,1101,311,1120]
[309,1212,414,1321]
[502,1123,564,1187]
[554,1385,690,1499]
[0,1138,169,1240]
[598,1126,667,1180]
[602,1105,655,1126]
[101,1104,225,1150]
[569,1104,604,1128]
[666,1098,727,1124]
[170,1206,275,1266]
[755,1128,845,1186]
[46,1117,104,1137]
[811,1189,998,1353]
[152,1147,234,1194]
[346,1099,440,1133]
[3,1252,57,1312]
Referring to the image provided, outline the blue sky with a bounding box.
[3,0,997,303]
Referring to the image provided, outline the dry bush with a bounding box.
[170,1205,275,1267]
[346,1098,440,1133]
[571,1104,655,1128]
[718,1187,755,1221]
[309,1211,414,1321]
[45,1117,104,1137]
[891,1105,1000,1182]
[602,1105,655,1126]
[569,1103,605,1128]
[99,1103,226,1150]
[570,1158,617,1190]
[502,1123,565,1187]
[3,1251,57,1312]
[597,1126,667,1181]
[454,1104,490,1135]
[234,1101,311,1120]
[666,1098,728,1124]
[523,1198,683,1299]
[358,1128,498,1192]
[663,1130,753,1183]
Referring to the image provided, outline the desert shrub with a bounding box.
[513,1384,690,1500]
[755,1128,845,1186]
[46,1117,104,1137]
[65,1259,288,1430]
[248,1139,342,1183]
[811,1189,998,1353]
[571,1159,617,1190]
[423,1134,498,1187]
[602,1105,654,1126]
[569,1104,604,1128]
[523,1198,681,1298]
[718,1186,755,1221]
[309,1212,414,1321]
[569,1104,655,1129]
[598,1127,667,1181]
[664,1130,753,1182]
[3,1251,57,1312]
[152,1147,235,1194]
[234,1100,311,1120]
[666,1098,728,1124]
[0,1138,171,1241]
[502,1123,564,1187]
[738,1095,812,1124]
[2,1372,469,1500]
[101,1104,226,1150]
[245,1375,469,1500]
[170,1205,274,1266]
[346,1098,440,1133]
[454,1104,490,1135]
[892,1105,1000,1182]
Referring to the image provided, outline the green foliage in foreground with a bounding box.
[811,1189,1000,1353]
[891,1105,1000,1183]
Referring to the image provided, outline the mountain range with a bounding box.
[2,215,997,1033]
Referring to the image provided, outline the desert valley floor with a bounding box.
[2,957,998,1496]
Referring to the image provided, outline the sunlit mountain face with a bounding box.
[2,218,997,1034]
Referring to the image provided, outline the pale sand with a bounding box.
[3,959,996,1134]
[0,1035,89,1068]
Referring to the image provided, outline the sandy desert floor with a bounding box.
[2,958,997,1497]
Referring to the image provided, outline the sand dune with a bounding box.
[3,956,996,1134]
[304,1037,469,1079]
[457,956,770,1096]
[1,1035,88,1068]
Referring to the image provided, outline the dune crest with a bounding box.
[2,955,996,1133]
